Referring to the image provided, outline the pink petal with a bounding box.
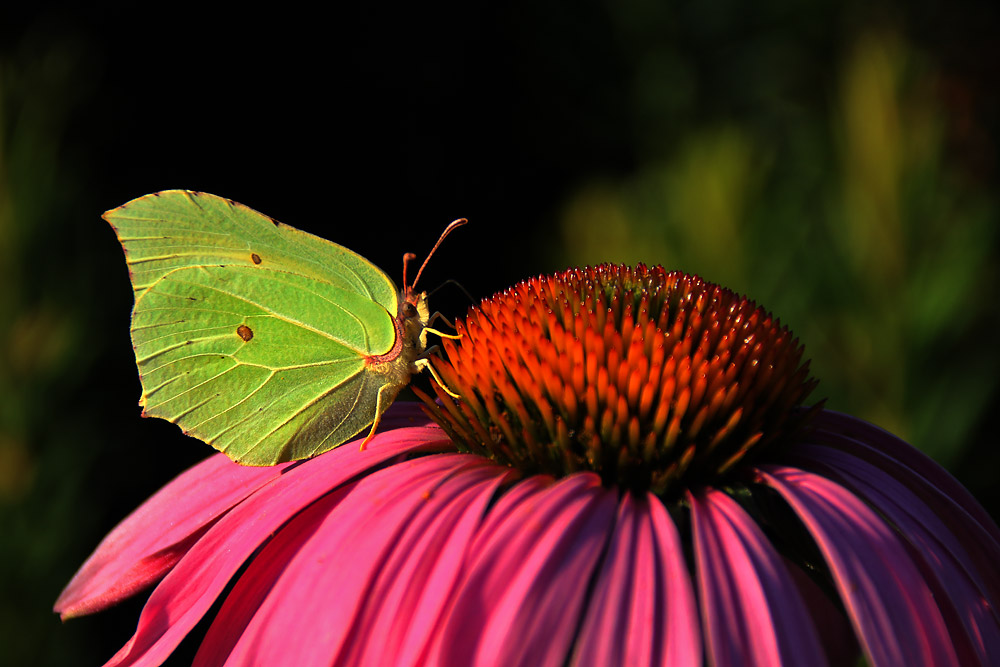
[55,402,433,622]
[690,488,827,667]
[343,462,518,666]
[571,492,701,667]
[758,464,960,667]
[102,419,448,667]
[195,484,353,666]
[195,453,514,667]
[429,473,618,667]
[792,443,1000,665]
[55,452,291,619]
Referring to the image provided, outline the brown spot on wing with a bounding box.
[250,252,262,265]
[237,324,254,342]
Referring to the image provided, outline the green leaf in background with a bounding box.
[106,190,438,465]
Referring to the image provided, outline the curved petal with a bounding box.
[55,402,433,621]
[429,473,618,667]
[779,555,859,666]
[809,412,985,517]
[55,453,291,619]
[807,411,1000,607]
[792,443,1000,666]
[342,462,518,666]
[194,454,513,666]
[811,410,1000,544]
[690,488,827,667]
[102,420,448,667]
[571,492,701,667]
[758,465,959,667]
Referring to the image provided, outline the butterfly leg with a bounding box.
[358,382,398,451]
[424,324,462,341]
[423,311,463,340]
[358,406,383,452]
[414,357,461,399]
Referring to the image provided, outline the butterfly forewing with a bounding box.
[112,190,398,310]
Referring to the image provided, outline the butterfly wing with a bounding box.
[106,190,407,465]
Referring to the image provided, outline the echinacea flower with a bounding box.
[57,264,1000,666]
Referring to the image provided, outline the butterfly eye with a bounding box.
[402,302,418,319]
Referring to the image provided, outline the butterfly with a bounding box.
[106,190,463,465]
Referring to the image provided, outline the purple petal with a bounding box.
[779,554,859,666]
[102,420,448,667]
[812,410,1000,545]
[806,411,1000,608]
[429,473,618,667]
[758,464,960,667]
[690,488,827,667]
[791,443,1000,665]
[195,453,511,667]
[571,492,701,667]
[55,453,291,619]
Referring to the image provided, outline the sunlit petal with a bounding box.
[430,474,617,666]
[691,487,827,666]
[55,453,290,619]
[103,422,447,667]
[196,454,510,666]
[571,492,701,667]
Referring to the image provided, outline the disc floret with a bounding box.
[420,264,819,495]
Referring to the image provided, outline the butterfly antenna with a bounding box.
[401,252,419,295]
[410,218,467,293]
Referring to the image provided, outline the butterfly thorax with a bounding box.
[363,290,428,384]
[407,288,430,350]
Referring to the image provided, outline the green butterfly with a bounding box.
[106,190,463,465]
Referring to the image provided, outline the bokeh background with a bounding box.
[2,2,997,664]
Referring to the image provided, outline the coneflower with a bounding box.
[57,265,1000,666]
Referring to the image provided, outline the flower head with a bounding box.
[420,264,818,495]
[57,265,1000,666]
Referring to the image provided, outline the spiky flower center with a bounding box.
[419,264,818,496]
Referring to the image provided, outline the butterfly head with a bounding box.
[398,289,431,351]
[399,217,466,343]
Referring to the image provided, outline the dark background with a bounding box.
[2,2,997,664]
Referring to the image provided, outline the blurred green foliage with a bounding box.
[0,26,113,666]
[559,27,997,466]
